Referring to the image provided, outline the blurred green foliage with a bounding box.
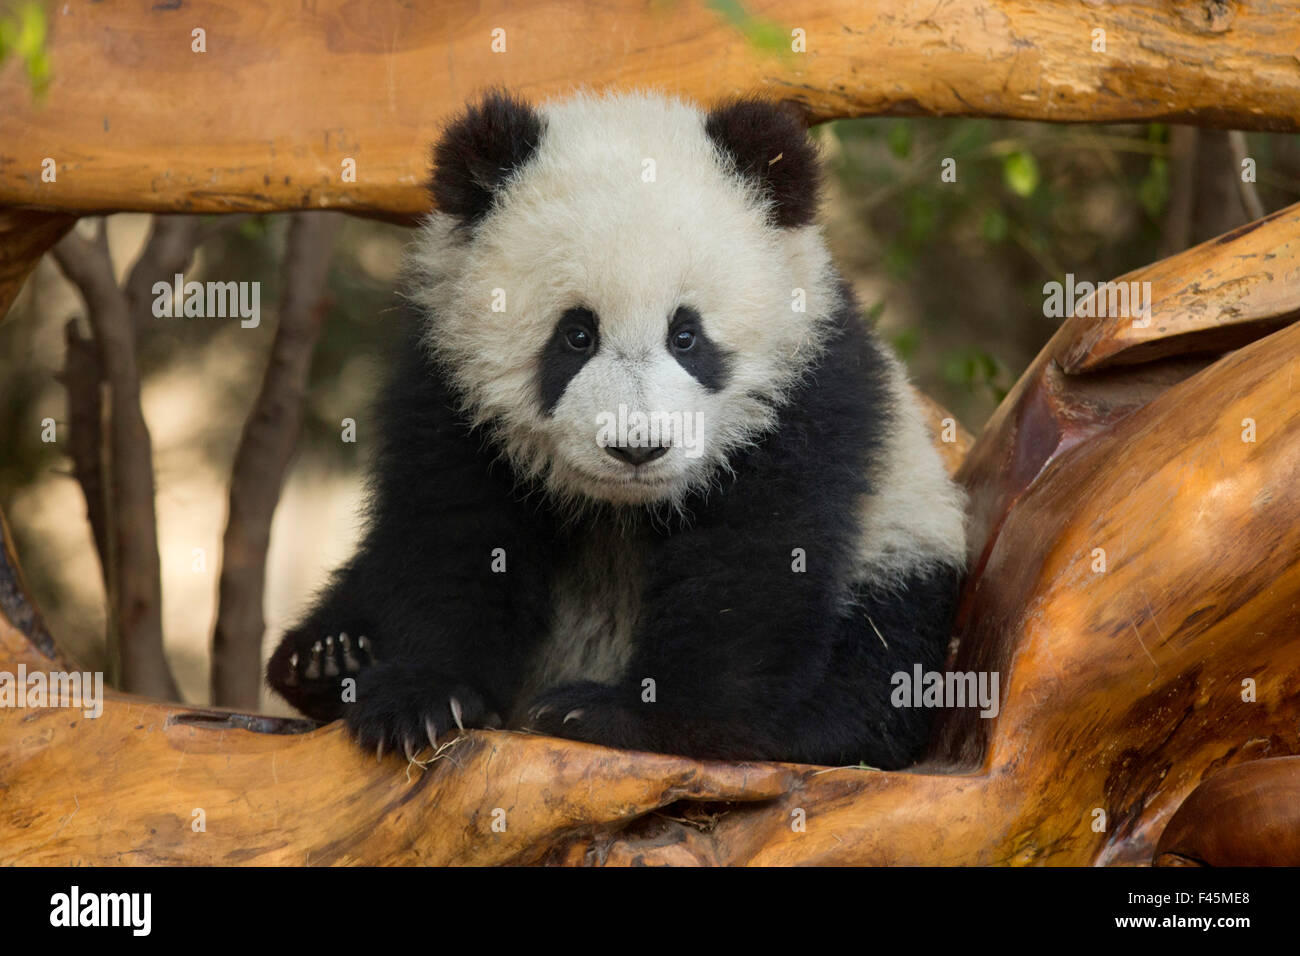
[0,1,51,97]
[816,116,1299,424]
[1002,151,1040,198]
[704,0,792,57]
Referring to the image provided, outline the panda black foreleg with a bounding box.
[264,565,380,723]
[266,316,557,753]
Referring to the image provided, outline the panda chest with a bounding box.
[524,525,646,697]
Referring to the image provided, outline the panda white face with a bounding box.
[537,300,730,507]
[409,92,836,510]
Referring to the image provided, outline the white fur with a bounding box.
[513,522,644,718]
[408,91,836,510]
[853,351,968,584]
[405,90,966,588]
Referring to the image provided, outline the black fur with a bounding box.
[266,316,559,748]
[268,293,960,768]
[538,306,599,414]
[705,98,821,229]
[430,90,544,227]
[526,294,957,766]
[668,306,730,391]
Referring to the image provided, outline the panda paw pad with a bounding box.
[281,632,375,688]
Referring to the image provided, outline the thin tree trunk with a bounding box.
[210,212,339,708]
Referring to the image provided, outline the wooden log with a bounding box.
[0,658,800,866]
[1154,757,1300,867]
[916,392,971,477]
[2,0,1299,217]
[958,200,1300,567]
[0,208,75,316]
[1053,205,1300,374]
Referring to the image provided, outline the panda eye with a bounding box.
[671,329,696,352]
[564,326,594,352]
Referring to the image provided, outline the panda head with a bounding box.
[408,90,837,510]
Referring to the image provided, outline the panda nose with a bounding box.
[605,444,669,466]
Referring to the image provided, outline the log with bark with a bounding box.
[1,202,1297,865]
[2,0,1299,218]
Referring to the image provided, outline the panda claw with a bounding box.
[339,632,362,672]
[305,642,323,680]
[376,739,385,761]
[449,696,465,731]
[404,737,419,761]
[563,709,583,724]
[323,636,340,677]
[357,635,375,663]
[425,718,438,749]
[285,653,300,687]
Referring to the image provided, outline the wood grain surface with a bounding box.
[2,1,1299,215]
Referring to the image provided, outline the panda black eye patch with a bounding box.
[538,306,599,414]
[668,306,729,392]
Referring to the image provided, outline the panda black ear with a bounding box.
[430,90,545,227]
[705,98,821,228]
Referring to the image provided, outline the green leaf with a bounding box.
[15,2,45,60]
[905,191,936,243]
[1139,156,1169,218]
[942,348,1006,397]
[888,122,913,160]
[980,209,1008,241]
[882,243,914,279]
[238,215,272,240]
[1002,151,1039,198]
[26,50,48,92]
[891,327,920,360]
[705,0,790,56]
[942,352,971,386]
[0,3,51,96]
[942,119,991,155]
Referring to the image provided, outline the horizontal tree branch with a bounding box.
[3,0,1299,215]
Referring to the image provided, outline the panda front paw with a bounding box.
[267,630,376,721]
[347,661,500,761]
[524,682,646,752]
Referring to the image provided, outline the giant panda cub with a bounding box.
[267,91,967,769]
